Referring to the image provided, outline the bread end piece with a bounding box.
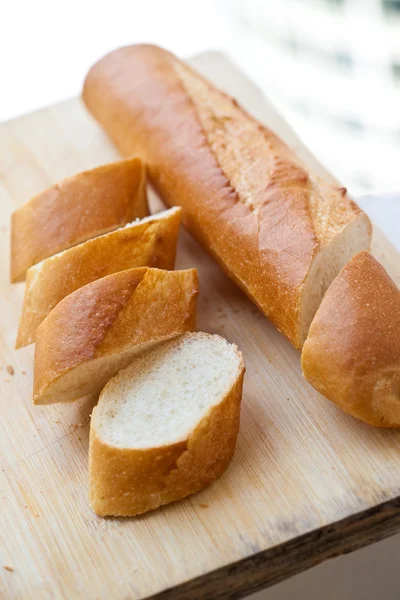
[10,157,148,283]
[301,251,400,427]
[89,333,245,517]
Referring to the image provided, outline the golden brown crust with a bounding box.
[11,157,148,283]
[33,267,199,405]
[16,208,181,348]
[301,251,400,427]
[82,44,370,348]
[89,346,245,517]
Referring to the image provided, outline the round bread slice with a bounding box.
[11,157,148,282]
[89,332,245,517]
[16,207,181,348]
[33,267,198,405]
[301,251,400,427]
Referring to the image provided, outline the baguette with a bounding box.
[89,332,245,517]
[83,44,371,348]
[16,207,181,348]
[11,157,148,282]
[301,251,400,427]
[33,267,198,405]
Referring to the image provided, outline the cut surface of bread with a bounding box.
[298,213,371,344]
[89,332,245,516]
[11,157,148,282]
[16,207,181,348]
[33,267,198,405]
[82,44,371,348]
[301,251,400,427]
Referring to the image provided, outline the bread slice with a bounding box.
[301,251,400,427]
[33,267,198,405]
[11,157,148,282]
[89,332,245,517]
[83,44,371,348]
[16,207,181,348]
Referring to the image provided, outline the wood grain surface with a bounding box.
[0,52,399,600]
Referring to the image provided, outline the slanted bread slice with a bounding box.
[89,332,245,517]
[11,157,148,282]
[16,207,181,348]
[301,251,400,427]
[33,267,198,405]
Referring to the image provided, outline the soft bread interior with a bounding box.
[299,213,371,345]
[93,333,243,449]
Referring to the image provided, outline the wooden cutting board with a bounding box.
[0,51,399,600]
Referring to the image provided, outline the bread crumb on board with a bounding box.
[4,565,14,572]
[69,423,84,431]
[6,365,14,375]
[199,503,209,508]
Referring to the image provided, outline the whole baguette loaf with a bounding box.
[90,332,245,517]
[83,44,371,348]
[34,267,198,405]
[301,251,400,427]
[16,207,181,348]
[11,157,148,282]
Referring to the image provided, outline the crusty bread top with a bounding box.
[175,59,361,247]
[16,207,181,348]
[82,44,370,348]
[33,267,199,404]
[11,157,148,282]
[301,251,400,427]
[93,332,244,449]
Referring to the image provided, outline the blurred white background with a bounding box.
[2,0,400,196]
[2,1,399,599]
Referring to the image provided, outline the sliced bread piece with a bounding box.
[33,267,198,405]
[11,157,148,282]
[301,251,400,427]
[16,207,181,348]
[89,332,245,517]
